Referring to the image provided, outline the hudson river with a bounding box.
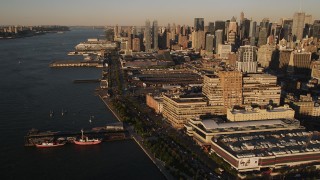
[0,28,165,179]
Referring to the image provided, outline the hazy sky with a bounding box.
[1,0,320,26]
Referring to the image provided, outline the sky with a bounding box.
[1,0,320,26]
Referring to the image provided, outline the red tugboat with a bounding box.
[36,141,65,148]
[74,129,102,145]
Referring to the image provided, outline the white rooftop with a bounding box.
[201,119,285,130]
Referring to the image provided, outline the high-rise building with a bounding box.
[132,26,137,37]
[305,14,313,25]
[228,16,238,34]
[203,71,243,113]
[205,34,214,52]
[194,18,204,31]
[202,75,223,107]
[227,31,236,45]
[237,45,258,73]
[171,23,176,42]
[258,28,267,46]
[243,74,281,106]
[249,21,257,46]
[287,50,312,74]
[282,19,293,41]
[313,20,320,39]
[241,18,251,39]
[132,38,141,52]
[292,12,305,41]
[144,20,151,52]
[191,30,205,51]
[215,29,223,54]
[208,22,215,34]
[240,11,245,25]
[260,18,270,29]
[278,49,293,72]
[257,44,276,68]
[219,71,243,109]
[176,24,181,35]
[114,25,119,38]
[178,34,188,49]
[215,21,226,40]
[127,28,132,50]
[152,20,158,50]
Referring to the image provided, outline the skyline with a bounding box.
[1,0,320,26]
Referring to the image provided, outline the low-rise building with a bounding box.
[185,118,301,145]
[227,105,295,121]
[185,118,320,172]
[288,94,320,118]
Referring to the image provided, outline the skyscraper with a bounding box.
[240,12,245,25]
[313,20,320,39]
[208,22,215,34]
[258,28,267,47]
[228,16,238,34]
[215,21,226,40]
[257,44,276,68]
[292,12,305,41]
[144,20,151,52]
[152,20,158,50]
[127,27,132,50]
[241,18,251,39]
[215,30,223,54]
[282,19,293,41]
[191,30,205,51]
[132,38,141,52]
[249,21,257,46]
[305,14,313,25]
[288,51,312,75]
[205,34,214,52]
[194,18,204,31]
[260,18,270,29]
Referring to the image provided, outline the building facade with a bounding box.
[257,44,275,68]
[237,45,258,73]
[292,12,305,41]
[146,94,163,114]
[243,73,281,106]
[227,105,295,121]
[311,61,320,83]
[162,94,221,129]
[145,20,151,52]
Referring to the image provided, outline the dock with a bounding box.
[24,124,129,146]
[49,60,101,68]
[73,79,101,83]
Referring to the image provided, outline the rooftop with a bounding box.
[214,130,320,158]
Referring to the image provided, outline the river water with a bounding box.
[0,28,165,179]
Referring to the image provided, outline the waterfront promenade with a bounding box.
[98,91,174,180]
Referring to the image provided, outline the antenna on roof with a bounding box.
[299,0,302,12]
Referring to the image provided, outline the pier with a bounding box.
[73,79,101,83]
[49,60,101,68]
[24,124,129,146]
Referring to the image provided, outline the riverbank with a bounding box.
[97,91,174,180]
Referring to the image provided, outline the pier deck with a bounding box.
[24,128,129,146]
[49,60,100,68]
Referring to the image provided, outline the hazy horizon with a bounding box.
[1,0,320,26]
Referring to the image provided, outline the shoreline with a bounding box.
[98,92,174,180]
